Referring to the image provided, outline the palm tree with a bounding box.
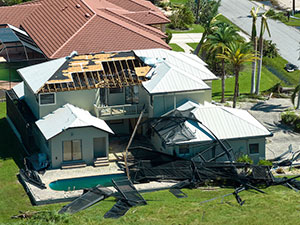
[204,24,242,103]
[217,42,257,108]
[193,0,221,56]
[255,12,271,95]
[291,84,300,109]
[250,6,260,94]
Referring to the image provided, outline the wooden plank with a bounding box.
[119,60,130,85]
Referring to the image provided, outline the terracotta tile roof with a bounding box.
[102,8,167,38]
[123,11,170,25]
[52,12,170,58]
[0,3,40,27]
[0,0,170,59]
[21,0,94,58]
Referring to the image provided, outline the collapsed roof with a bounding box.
[17,49,217,95]
[150,101,272,145]
[0,0,170,59]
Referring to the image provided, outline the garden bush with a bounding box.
[281,111,298,125]
[281,111,300,132]
[237,154,253,164]
[258,159,273,166]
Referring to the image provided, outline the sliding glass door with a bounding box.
[63,140,82,161]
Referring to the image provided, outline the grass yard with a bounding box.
[212,63,281,100]
[169,0,188,5]
[167,23,205,33]
[169,43,185,52]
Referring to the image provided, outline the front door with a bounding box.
[63,140,82,161]
[93,137,106,158]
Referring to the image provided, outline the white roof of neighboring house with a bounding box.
[168,101,272,144]
[17,57,67,93]
[142,61,210,94]
[36,104,114,140]
[134,48,217,81]
[12,81,24,99]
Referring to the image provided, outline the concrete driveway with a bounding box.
[219,0,300,67]
[239,98,300,159]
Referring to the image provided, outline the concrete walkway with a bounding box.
[170,33,202,53]
[219,0,300,67]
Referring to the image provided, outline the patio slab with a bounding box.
[20,162,176,205]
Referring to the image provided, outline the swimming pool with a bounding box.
[49,173,126,191]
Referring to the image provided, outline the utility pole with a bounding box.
[293,0,296,15]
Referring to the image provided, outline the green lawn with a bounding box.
[167,23,205,34]
[212,63,281,100]
[169,0,188,5]
[169,43,185,52]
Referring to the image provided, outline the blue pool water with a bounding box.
[49,173,126,191]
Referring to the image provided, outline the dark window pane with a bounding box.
[40,93,55,105]
[249,143,259,154]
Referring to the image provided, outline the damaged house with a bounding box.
[6,48,272,169]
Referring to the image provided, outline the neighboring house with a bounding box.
[6,48,271,169]
[0,0,170,63]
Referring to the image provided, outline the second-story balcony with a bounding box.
[94,104,147,120]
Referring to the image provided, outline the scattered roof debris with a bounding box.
[57,116,300,219]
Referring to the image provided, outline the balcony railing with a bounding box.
[94,104,147,119]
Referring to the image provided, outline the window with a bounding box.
[39,93,55,105]
[109,88,123,94]
[109,119,123,125]
[249,143,259,154]
[63,140,82,161]
[179,144,189,154]
[125,86,139,104]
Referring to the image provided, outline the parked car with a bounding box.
[285,63,299,72]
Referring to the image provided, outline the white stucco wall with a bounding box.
[49,126,109,169]
[152,90,208,117]
[38,89,97,119]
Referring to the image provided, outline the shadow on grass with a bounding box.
[0,118,26,169]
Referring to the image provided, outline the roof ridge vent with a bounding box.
[66,51,78,59]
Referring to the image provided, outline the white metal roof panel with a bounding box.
[142,62,210,94]
[18,57,66,93]
[168,101,272,144]
[12,81,24,99]
[36,104,114,140]
[134,48,217,81]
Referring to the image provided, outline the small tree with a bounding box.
[169,6,195,30]
[217,42,257,108]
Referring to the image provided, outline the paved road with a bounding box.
[219,0,300,67]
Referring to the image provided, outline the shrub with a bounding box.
[262,40,279,58]
[166,30,172,44]
[237,154,253,164]
[169,6,195,30]
[258,159,273,166]
[294,117,300,132]
[281,111,298,125]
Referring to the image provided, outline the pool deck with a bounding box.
[21,162,176,205]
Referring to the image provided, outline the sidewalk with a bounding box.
[170,33,202,53]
